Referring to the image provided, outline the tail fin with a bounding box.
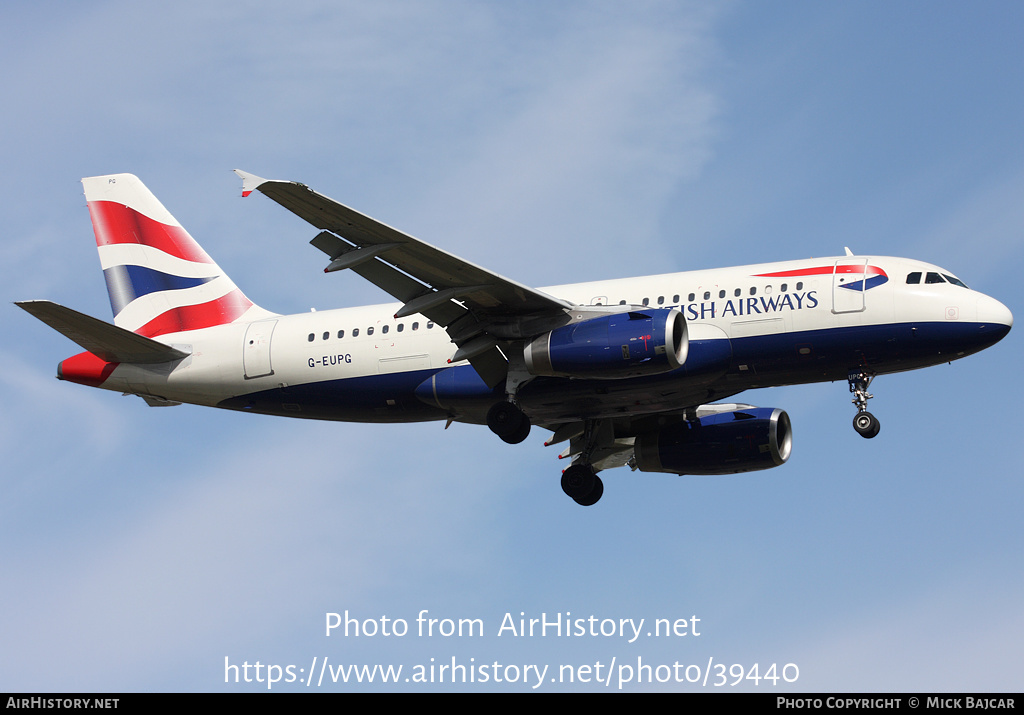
[83,173,265,337]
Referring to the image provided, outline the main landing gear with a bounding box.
[486,400,531,444]
[848,370,880,439]
[561,463,604,507]
[486,400,605,506]
[556,419,610,506]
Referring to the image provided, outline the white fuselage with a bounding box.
[86,254,1011,429]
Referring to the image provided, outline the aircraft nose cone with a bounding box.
[977,293,1012,327]
[975,293,1012,344]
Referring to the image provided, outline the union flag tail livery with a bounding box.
[83,174,264,337]
[17,171,1012,506]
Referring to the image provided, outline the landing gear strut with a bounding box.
[487,400,531,444]
[848,370,880,439]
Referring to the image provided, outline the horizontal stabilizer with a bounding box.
[15,300,190,364]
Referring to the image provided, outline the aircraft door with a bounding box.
[243,320,277,378]
[832,259,868,314]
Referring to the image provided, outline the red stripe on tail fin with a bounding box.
[87,200,214,264]
[134,289,254,338]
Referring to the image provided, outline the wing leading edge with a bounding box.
[234,170,574,387]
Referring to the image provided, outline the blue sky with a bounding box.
[2,1,1022,692]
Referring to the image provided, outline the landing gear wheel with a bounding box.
[573,475,604,506]
[853,411,880,439]
[500,412,531,444]
[561,464,597,501]
[487,401,527,440]
[848,370,880,439]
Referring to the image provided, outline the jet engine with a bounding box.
[524,308,687,379]
[633,407,792,475]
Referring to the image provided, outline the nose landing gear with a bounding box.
[848,370,880,438]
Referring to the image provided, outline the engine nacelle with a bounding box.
[524,308,687,379]
[633,407,792,475]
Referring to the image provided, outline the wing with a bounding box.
[235,170,574,387]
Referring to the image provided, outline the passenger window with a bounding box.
[367,326,374,335]
[352,328,359,337]
[427,322,434,329]
[703,291,710,300]
[688,293,695,302]
[672,294,679,303]
[925,272,945,284]
[619,299,627,305]
[781,283,788,292]
[734,288,741,297]
[718,290,725,299]
[796,282,803,290]
[382,325,389,334]
[307,333,315,342]
[412,322,419,330]
[397,324,404,332]
[657,296,665,305]
[322,332,329,340]
[906,272,921,284]
[337,330,345,339]
[749,287,757,295]
[642,297,650,306]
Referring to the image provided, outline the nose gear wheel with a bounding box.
[848,370,880,439]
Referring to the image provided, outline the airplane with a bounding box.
[17,172,1013,506]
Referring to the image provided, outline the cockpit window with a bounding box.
[910,270,969,288]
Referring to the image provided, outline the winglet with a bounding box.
[233,169,269,198]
